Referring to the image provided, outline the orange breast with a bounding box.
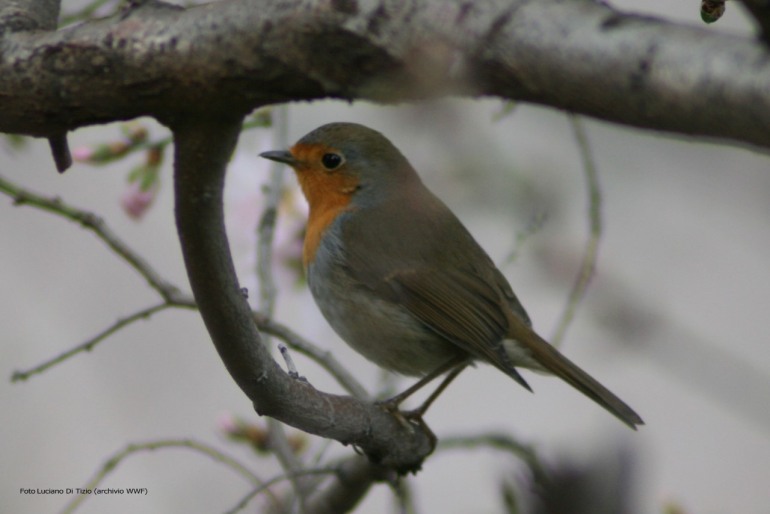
[289,143,359,268]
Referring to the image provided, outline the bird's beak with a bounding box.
[259,150,298,167]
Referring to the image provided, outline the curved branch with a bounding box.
[0,0,769,149]
[550,116,603,348]
[172,117,434,473]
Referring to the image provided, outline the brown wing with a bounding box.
[389,269,644,429]
[383,267,532,390]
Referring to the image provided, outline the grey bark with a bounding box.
[0,0,769,149]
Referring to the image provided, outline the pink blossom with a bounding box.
[120,181,156,220]
[216,412,239,435]
[71,146,94,163]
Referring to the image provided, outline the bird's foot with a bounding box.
[376,400,437,452]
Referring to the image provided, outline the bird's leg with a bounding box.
[377,357,468,443]
[390,362,467,453]
[378,355,468,411]
[404,362,468,419]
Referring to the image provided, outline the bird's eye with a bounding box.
[321,152,344,170]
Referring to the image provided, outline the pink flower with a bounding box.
[216,412,239,435]
[120,181,156,220]
[71,146,94,163]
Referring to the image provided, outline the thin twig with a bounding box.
[390,478,417,514]
[303,456,390,514]
[73,114,272,167]
[12,302,172,382]
[0,174,182,302]
[225,467,338,514]
[279,343,302,378]
[1,173,365,398]
[438,432,549,488]
[256,107,285,323]
[253,313,369,400]
[550,115,603,348]
[59,438,275,514]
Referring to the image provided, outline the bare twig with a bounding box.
[389,479,417,514]
[438,432,549,488]
[0,172,358,394]
[59,438,274,514]
[279,344,302,379]
[74,114,271,168]
[0,174,182,302]
[11,302,172,382]
[0,173,366,398]
[226,466,339,514]
[256,106,285,324]
[253,314,369,399]
[550,115,602,348]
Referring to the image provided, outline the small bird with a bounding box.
[261,122,643,430]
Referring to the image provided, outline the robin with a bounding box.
[261,122,643,430]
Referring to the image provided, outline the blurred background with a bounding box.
[2,1,770,513]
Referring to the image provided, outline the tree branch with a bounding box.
[0,171,368,396]
[1,0,769,149]
[438,432,548,487]
[11,302,172,382]
[253,312,370,400]
[0,0,71,170]
[0,173,182,301]
[61,438,275,514]
[304,456,388,514]
[0,0,59,34]
[738,0,770,42]
[550,115,602,348]
[172,117,434,473]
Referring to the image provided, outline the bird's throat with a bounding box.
[295,170,357,269]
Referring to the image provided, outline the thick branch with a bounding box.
[304,456,387,514]
[172,117,434,473]
[0,0,59,34]
[0,0,70,170]
[0,0,769,149]
[739,0,770,42]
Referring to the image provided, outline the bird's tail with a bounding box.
[506,315,644,430]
